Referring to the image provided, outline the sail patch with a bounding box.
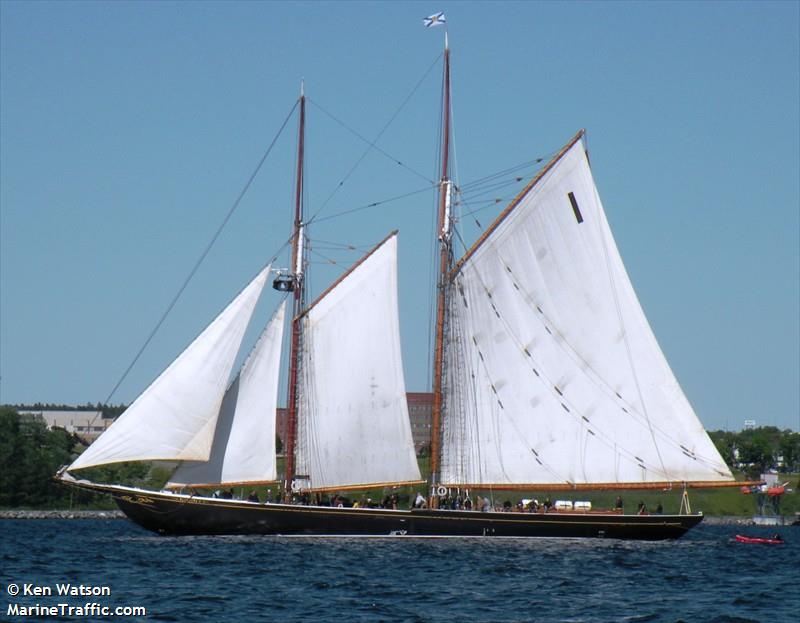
[567,192,584,224]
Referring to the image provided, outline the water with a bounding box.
[1,520,797,622]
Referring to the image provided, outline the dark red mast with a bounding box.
[283,83,306,500]
[430,35,451,506]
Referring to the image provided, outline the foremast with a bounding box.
[430,33,452,507]
[283,82,306,500]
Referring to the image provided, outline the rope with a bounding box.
[311,185,434,224]
[305,52,441,225]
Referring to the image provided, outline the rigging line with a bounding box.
[308,239,363,250]
[311,185,434,224]
[458,156,549,191]
[308,244,369,254]
[456,196,516,225]
[304,100,430,225]
[459,177,527,199]
[97,101,299,409]
[307,246,359,253]
[305,54,442,225]
[309,97,435,189]
[308,236,385,253]
[459,197,511,212]
[307,247,350,268]
[452,226,470,266]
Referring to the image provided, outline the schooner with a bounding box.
[59,26,751,539]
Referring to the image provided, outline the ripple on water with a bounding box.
[0,522,797,623]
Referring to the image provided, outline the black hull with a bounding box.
[93,485,702,540]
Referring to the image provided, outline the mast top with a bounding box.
[445,31,449,50]
[300,79,304,97]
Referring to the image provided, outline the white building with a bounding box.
[19,410,111,442]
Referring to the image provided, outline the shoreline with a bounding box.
[0,509,124,519]
[0,509,795,525]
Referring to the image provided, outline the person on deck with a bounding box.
[614,495,624,511]
[247,491,260,503]
[637,501,647,515]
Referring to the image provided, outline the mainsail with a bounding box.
[167,301,286,488]
[295,233,422,491]
[68,266,271,471]
[440,131,733,488]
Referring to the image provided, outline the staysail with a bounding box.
[167,300,286,488]
[295,233,422,491]
[441,132,733,488]
[68,266,271,471]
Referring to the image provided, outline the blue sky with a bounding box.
[1,1,798,432]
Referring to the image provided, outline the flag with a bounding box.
[423,12,446,28]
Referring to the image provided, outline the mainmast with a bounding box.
[430,34,452,505]
[283,82,306,500]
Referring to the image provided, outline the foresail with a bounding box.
[296,233,422,491]
[68,266,271,471]
[441,134,733,488]
[167,300,286,488]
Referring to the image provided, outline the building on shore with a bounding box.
[18,410,110,443]
[406,392,433,455]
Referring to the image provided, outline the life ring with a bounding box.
[436,485,448,497]
[290,479,301,492]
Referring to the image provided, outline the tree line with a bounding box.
[1,405,798,509]
[708,426,800,477]
[0,407,160,508]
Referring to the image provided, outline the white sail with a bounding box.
[68,266,271,471]
[296,233,422,490]
[167,300,286,488]
[441,133,733,487]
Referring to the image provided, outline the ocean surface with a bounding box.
[1,519,797,623]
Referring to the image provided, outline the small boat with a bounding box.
[735,534,784,544]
